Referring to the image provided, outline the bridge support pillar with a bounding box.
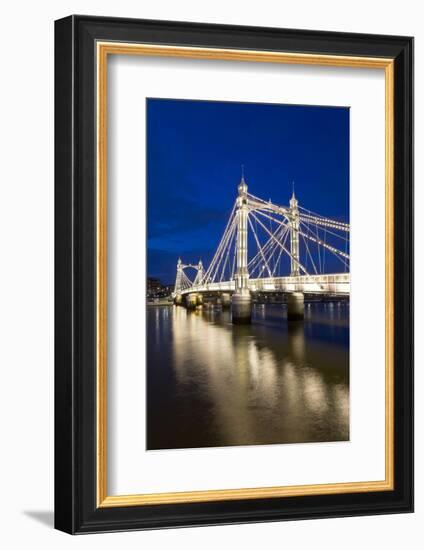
[174,294,182,306]
[196,293,203,307]
[186,293,198,310]
[221,293,231,309]
[287,292,304,321]
[231,292,252,324]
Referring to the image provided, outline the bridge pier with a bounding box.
[186,293,198,311]
[231,292,252,324]
[221,292,231,309]
[287,292,304,321]
[196,293,203,307]
[174,294,182,306]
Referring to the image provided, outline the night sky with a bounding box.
[147,98,349,284]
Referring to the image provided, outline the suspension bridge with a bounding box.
[173,173,349,323]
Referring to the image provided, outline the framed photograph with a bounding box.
[54,15,413,533]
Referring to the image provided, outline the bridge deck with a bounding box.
[180,273,350,296]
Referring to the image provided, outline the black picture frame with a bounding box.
[55,15,413,534]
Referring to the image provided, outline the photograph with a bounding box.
[146,98,350,451]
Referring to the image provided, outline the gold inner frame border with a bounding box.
[96,42,394,508]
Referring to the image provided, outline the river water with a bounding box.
[147,302,349,450]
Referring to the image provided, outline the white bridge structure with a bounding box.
[173,174,349,323]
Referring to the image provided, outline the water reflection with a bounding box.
[147,303,349,450]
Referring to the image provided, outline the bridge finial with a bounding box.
[290,181,298,210]
[238,164,248,195]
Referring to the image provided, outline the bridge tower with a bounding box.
[288,188,304,320]
[192,260,204,307]
[174,258,183,304]
[289,187,300,277]
[231,172,252,323]
[193,259,203,285]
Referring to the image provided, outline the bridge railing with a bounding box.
[249,273,349,295]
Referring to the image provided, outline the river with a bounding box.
[147,302,349,450]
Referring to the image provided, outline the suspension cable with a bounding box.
[250,211,310,276]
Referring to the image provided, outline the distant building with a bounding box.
[147,277,172,299]
[163,284,174,295]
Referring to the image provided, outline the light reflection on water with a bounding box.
[147,303,349,450]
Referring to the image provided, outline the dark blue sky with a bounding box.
[147,98,349,284]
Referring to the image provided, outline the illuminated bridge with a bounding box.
[173,173,349,323]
